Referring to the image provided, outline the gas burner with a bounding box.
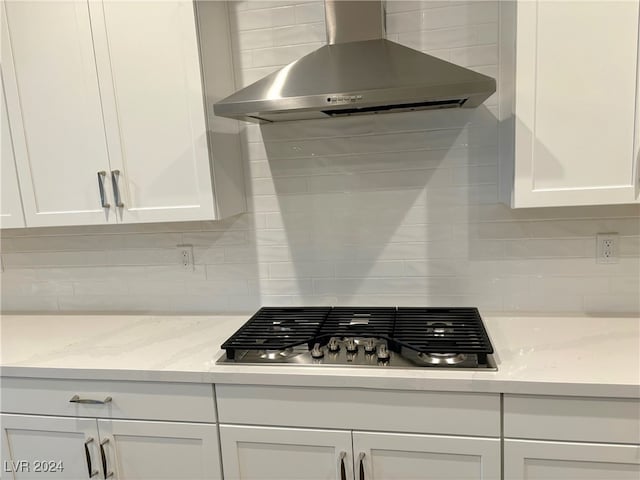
[269,320,297,332]
[426,321,454,337]
[258,348,295,360]
[416,352,467,365]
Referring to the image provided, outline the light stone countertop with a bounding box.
[1,313,638,398]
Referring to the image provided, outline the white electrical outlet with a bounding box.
[596,233,619,264]
[176,244,194,270]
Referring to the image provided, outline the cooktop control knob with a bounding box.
[327,337,340,352]
[310,343,324,359]
[376,344,390,361]
[363,338,376,354]
[345,337,358,354]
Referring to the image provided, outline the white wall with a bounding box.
[1,0,639,314]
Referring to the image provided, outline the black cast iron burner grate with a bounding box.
[221,306,493,361]
[392,307,493,365]
[316,306,396,342]
[221,307,330,359]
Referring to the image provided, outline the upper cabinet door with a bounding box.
[2,1,116,227]
[512,0,640,207]
[1,76,25,228]
[90,0,216,224]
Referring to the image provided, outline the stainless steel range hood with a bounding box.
[214,1,496,123]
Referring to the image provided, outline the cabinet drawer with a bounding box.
[216,385,499,436]
[504,394,640,444]
[1,377,215,422]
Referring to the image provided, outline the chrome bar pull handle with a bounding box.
[70,395,112,405]
[358,452,366,480]
[84,438,98,478]
[338,451,346,480]
[110,170,124,208]
[100,438,114,479]
[97,171,110,208]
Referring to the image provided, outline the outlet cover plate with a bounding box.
[596,233,618,264]
[176,244,194,270]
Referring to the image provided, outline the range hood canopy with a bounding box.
[214,1,496,123]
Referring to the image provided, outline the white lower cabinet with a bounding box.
[1,378,221,479]
[219,425,500,480]
[220,425,352,480]
[503,394,640,480]
[504,439,640,480]
[98,419,221,480]
[1,414,221,480]
[216,385,501,480]
[353,431,500,480]
[0,414,98,479]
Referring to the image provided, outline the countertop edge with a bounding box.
[2,365,639,399]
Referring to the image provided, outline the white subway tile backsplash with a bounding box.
[2,0,638,315]
[529,276,610,296]
[335,261,406,278]
[193,247,226,265]
[251,42,322,68]
[249,278,313,296]
[3,251,110,268]
[294,2,324,24]
[504,239,593,259]
[185,280,249,296]
[583,295,640,314]
[1,295,60,312]
[238,66,279,87]
[237,28,275,50]
[609,276,640,295]
[271,22,325,46]
[72,280,134,296]
[183,230,249,246]
[450,44,498,67]
[387,11,422,34]
[269,261,334,278]
[234,5,296,31]
[421,2,498,30]
[620,236,640,257]
[504,294,585,313]
[106,249,179,266]
[2,281,74,296]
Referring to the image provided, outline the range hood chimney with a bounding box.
[214,1,496,123]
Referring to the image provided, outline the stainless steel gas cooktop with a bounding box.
[218,307,497,370]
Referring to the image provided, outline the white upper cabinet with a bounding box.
[2,1,116,226]
[90,0,216,223]
[500,1,640,207]
[1,75,25,228]
[1,0,244,228]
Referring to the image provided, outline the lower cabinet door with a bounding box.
[219,425,353,480]
[504,439,640,480]
[97,419,221,480]
[0,413,100,479]
[352,431,500,480]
